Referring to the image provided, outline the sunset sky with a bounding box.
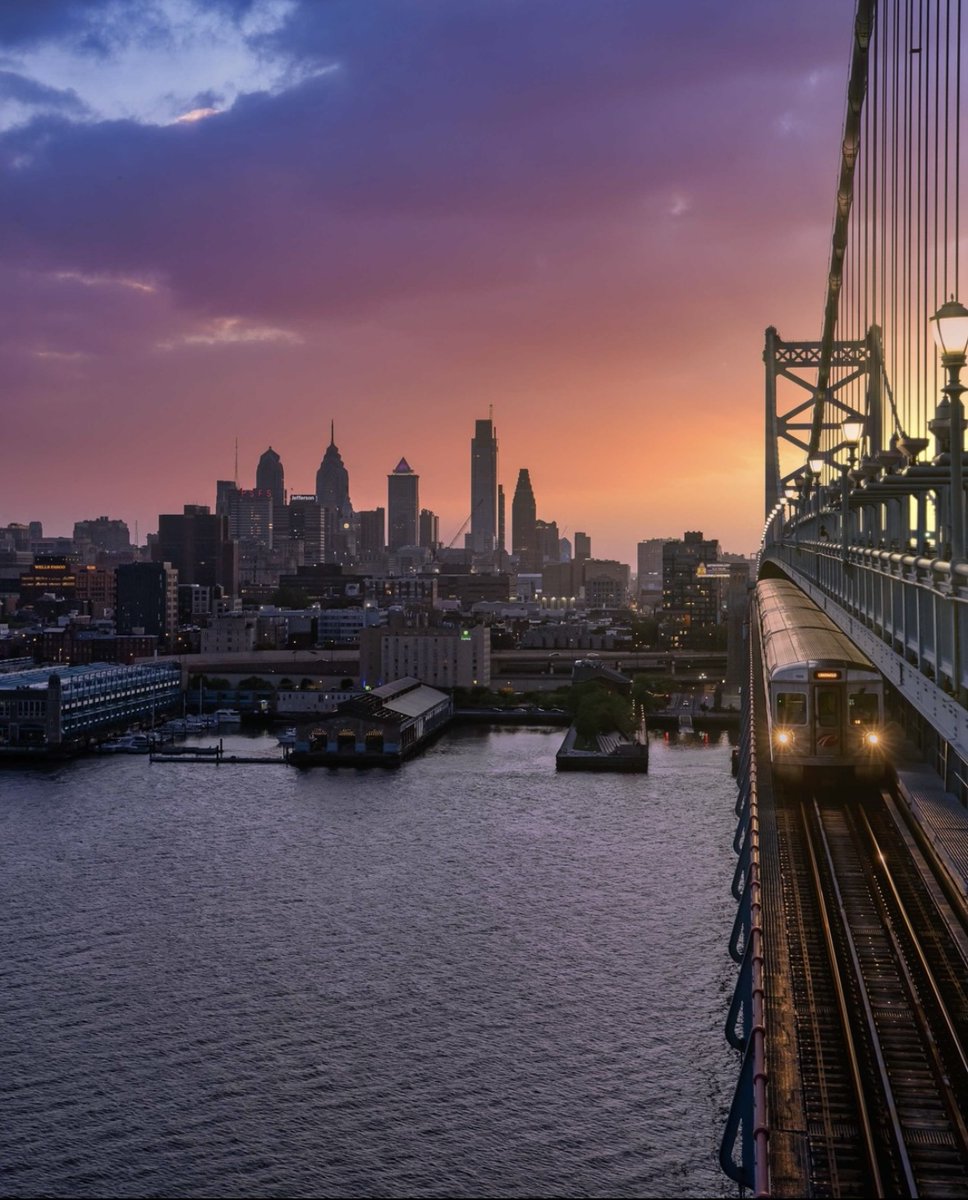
[0,0,855,563]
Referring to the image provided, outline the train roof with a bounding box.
[755,578,876,675]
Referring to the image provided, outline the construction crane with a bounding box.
[446,511,473,549]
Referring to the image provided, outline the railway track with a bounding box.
[775,784,968,1197]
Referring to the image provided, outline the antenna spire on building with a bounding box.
[330,420,335,446]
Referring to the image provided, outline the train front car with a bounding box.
[756,579,885,785]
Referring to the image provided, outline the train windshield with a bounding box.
[848,691,879,725]
[776,692,807,724]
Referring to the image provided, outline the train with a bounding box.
[755,577,886,783]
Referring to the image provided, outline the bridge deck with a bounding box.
[894,760,968,901]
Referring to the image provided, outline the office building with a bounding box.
[661,531,721,646]
[583,559,631,609]
[227,488,273,549]
[154,505,238,597]
[360,623,490,689]
[388,458,419,551]
[288,495,326,565]
[574,532,591,561]
[469,417,498,554]
[535,519,560,565]
[116,561,178,645]
[73,565,116,618]
[255,446,285,511]
[316,423,353,563]
[18,555,77,604]
[419,509,439,551]
[357,508,386,559]
[511,468,538,571]
[73,517,131,554]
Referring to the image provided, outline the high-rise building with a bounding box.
[511,468,538,570]
[661,530,721,646]
[116,561,178,645]
[535,519,560,565]
[256,447,285,511]
[227,488,273,549]
[288,495,326,565]
[316,423,354,564]
[316,423,352,513]
[419,509,439,551]
[388,459,419,551]
[154,505,238,597]
[497,484,506,554]
[469,417,498,554]
[215,480,237,517]
[357,508,386,558]
[574,532,591,561]
[637,537,671,599]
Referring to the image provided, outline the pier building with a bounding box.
[0,661,181,755]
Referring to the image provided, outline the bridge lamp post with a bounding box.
[784,484,800,547]
[808,455,825,522]
[930,298,968,567]
[840,415,863,561]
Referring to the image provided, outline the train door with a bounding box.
[814,687,842,756]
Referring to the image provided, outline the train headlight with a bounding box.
[864,730,880,747]
[775,729,794,748]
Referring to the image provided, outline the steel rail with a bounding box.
[800,798,887,1196]
[810,797,918,1197]
[859,801,968,1151]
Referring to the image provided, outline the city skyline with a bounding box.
[0,1,854,559]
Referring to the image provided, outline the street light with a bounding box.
[808,454,825,523]
[931,298,968,565]
[841,414,863,560]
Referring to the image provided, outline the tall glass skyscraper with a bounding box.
[469,417,498,554]
[315,423,353,564]
[387,458,419,551]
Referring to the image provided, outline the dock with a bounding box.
[150,741,289,765]
[555,726,649,772]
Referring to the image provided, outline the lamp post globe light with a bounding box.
[840,414,863,560]
[808,454,825,521]
[931,298,968,567]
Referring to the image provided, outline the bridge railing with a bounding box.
[763,529,968,773]
[719,648,770,1197]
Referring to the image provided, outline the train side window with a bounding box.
[776,693,806,724]
[849,692,879,725]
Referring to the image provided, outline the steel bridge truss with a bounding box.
[763,327,884,516]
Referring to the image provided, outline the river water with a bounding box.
[0,726,740,1199]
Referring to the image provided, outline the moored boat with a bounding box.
[99,732,153,754]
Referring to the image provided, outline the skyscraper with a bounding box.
[419,508,439,551]
[387,458,419,551]
[357,508,386,560]
[511,468,538,570]
[316,423,353,563]
[155,505,238,597]
[315,424,352,512]
[256,447,285,511]
[469,417,498,554]
[116,561,178,645]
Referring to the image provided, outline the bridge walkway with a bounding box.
[894,758,968,903]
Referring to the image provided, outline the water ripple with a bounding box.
[1,728,738,1198]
